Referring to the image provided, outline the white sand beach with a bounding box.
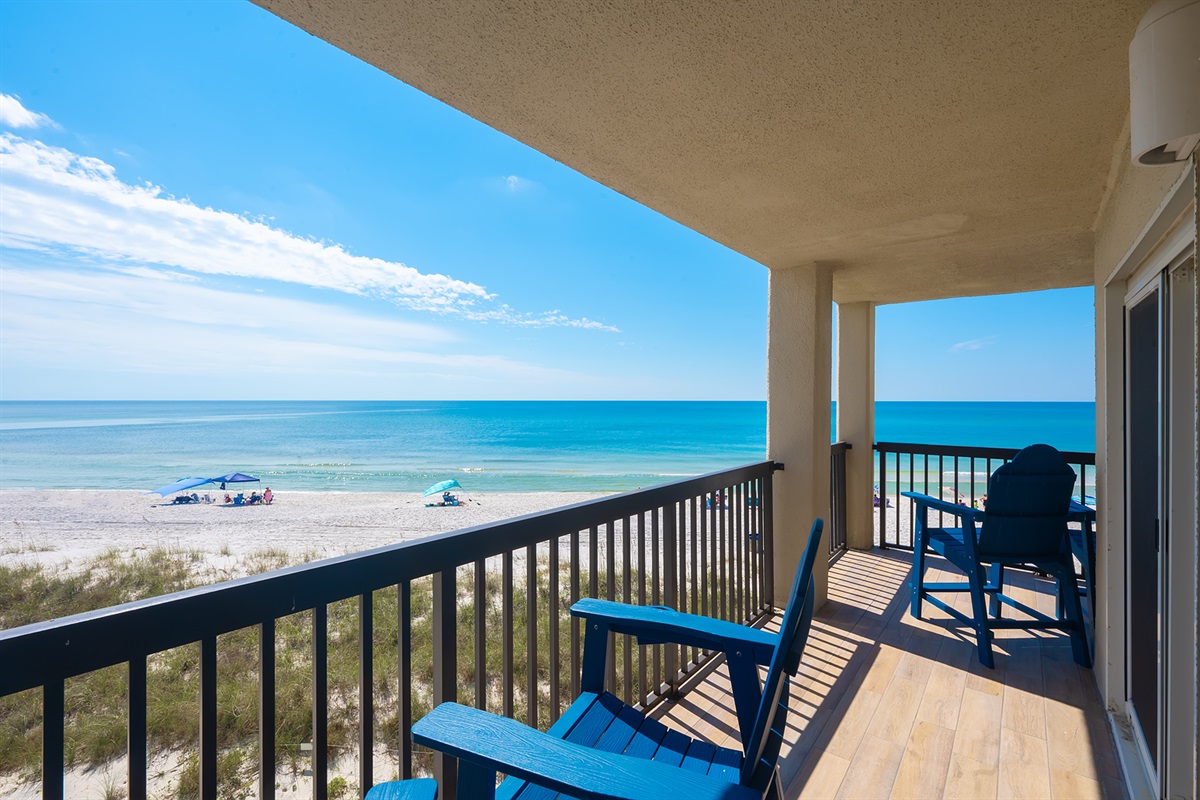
[0,489,612,571]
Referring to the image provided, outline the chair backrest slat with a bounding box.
[741,519,822,788]
[978,444,1075,557]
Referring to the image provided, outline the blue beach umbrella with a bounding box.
[211,472,259,485]
[147,477,213,497]
[422,479,461,497]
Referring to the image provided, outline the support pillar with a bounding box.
[767,264,833,608]
[836,302,876,550]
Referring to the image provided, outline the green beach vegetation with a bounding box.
[0,546,654,799]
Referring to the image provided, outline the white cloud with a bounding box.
[0,267,582,386]
[949,336,997,353]
[0,94,59,130]
[0,133,617,331]
[504,174,533,192]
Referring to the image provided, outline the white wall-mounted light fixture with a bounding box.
[1129,0,1200,164]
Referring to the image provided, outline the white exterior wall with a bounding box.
[1092,135,1195,798]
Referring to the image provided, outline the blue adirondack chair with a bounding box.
[904,443,1089,669]
[387,518,823,800]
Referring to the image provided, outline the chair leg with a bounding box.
[764,767,784,800]
[911,523,927,619]
[988,563,1004,618]
[1055,565,1091,668]
[457,760,498,800]
[968,564,994,669]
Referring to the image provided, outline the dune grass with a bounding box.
[0,546,645,798]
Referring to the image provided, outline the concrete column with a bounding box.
[767,264,833,609]
[836,301,876,550]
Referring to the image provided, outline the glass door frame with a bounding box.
[1123,272,1165,795]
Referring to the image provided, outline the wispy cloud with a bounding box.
[0,94,59,130]
[0,130,616,331]
[504,174,533,192]
[949,336,997,353]
[0,267,582,384]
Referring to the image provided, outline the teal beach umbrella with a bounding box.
[422,479,461,497]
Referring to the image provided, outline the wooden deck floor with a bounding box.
[654,548,1124,799]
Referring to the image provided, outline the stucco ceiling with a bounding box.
[254,0,1148,304]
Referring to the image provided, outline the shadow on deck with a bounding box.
[654,548,1124,799]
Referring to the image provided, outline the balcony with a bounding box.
[658,547,1119,799]
[0,450,1115,800]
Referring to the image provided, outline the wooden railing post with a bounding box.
[259,620,275,800]
[358,592,373,798]
[128,656,147,800]
[42,679,63,800]
[200,636,218,800]
[432,569,457,797]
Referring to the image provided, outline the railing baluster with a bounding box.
[606,521,616,692]
[718,490,728,620]
[312,607,328,800]
[570,530,581,699]
[663,503,678,694]
[756,479,765,612]
[42,678,63,800]
[549,536,560,722]
[201,636,217,800]
[526,543,538,727]
[705,494,715,618]
[764,467,776,604]
[621,516,633,704]
[259,620,275,800]
[651,509,661,693]
[689,497,698,665]
[729,484,739,623]
[359,592,373,797]
[502,552,514,719]
[431,569,457,797]
[474,560,486,711]
[398,581,412,779]
[878,446,888,547]
[128,656,147,800]
[636,512,647,704]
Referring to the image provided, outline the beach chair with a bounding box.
[394,519,824,800]
[904,444,1089,669]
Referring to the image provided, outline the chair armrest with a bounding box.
[570,598,778,665]
[901,492,980,522]
[412,703,758,800]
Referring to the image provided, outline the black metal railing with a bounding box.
[0,461,780,800]
[873,442,1096,549]
[828,442,851,560]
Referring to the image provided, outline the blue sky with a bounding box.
[0,1,1094,402]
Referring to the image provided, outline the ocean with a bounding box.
[0,401,1095,492]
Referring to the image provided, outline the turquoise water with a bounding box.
[0,401,1095,491]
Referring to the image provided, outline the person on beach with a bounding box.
[263,487,273,504]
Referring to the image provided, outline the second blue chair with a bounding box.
[904,444,1089,669]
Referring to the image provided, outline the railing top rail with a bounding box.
[874,442,1095,465]
[0,460,780,696]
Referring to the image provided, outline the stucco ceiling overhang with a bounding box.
[254,0,1148,305]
